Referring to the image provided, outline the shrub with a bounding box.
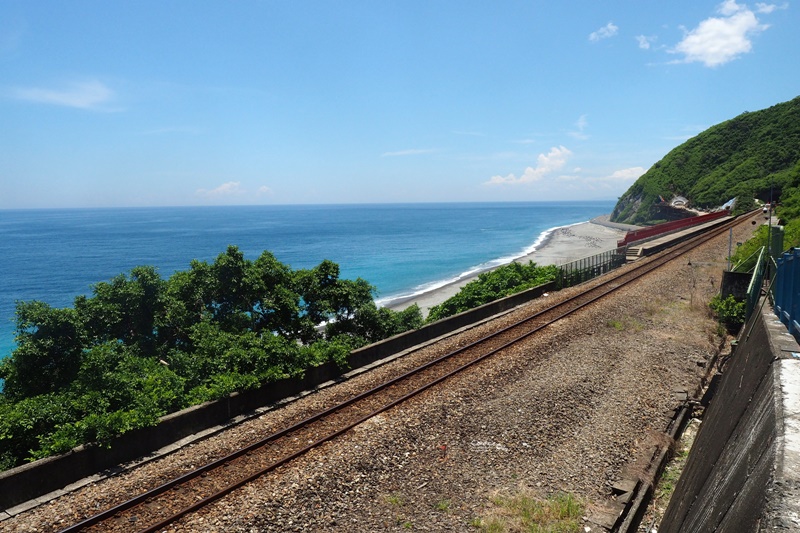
[427,262,557,322]
[709,294,746,332]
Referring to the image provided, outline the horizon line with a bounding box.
[0,199,620,212]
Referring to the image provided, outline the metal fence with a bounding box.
[556,247,628,289]
[744,246,766,321]
[774,248,800,340]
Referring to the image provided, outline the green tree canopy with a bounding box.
[0,246,423,470]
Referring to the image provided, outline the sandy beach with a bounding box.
[386,215,637,315]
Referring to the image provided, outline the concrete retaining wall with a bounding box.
[659,299,800,532]
[0,281,555,511]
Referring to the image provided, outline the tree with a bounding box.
[208,246,253,332]
[341,303,424,343]
[160,260,214,351]
[250,251,302,339]
[0,302,85,400]
[75,266,165,354]
[0,246,427,470]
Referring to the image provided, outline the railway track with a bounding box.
[59,212,752,533]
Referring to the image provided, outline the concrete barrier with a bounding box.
[659,298,800,532]
[0,281,556,512]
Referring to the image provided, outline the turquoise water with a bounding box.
[0,201,615,359]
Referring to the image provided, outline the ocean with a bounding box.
[0,201,615,359]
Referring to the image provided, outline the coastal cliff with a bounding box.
[611,95,800,225]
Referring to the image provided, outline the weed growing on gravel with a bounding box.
[606,317,645,332]
[434,499,451,512]
[477,491,584,532]
[644,298,664,316]
[607,319,624,330]
[384,493,405,506]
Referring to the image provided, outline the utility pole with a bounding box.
[728,228,733,271]
[767,172,774,279]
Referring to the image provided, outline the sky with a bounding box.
[1,0,798,209]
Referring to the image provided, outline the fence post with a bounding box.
[775,253,788,325]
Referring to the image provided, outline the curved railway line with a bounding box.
[59,213,751,533]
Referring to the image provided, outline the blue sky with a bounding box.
[1,1,798,208]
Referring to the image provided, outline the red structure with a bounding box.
[617,209,730,247]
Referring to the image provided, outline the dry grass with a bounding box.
[476,491,584,533]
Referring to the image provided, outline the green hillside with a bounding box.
[611,96,800,225]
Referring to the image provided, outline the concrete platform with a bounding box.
[635,216,733,259]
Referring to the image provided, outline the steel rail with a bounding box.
[59,212,753,533]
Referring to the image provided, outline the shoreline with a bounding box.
[384,215,632,315]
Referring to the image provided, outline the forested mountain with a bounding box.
[611,95,800,225]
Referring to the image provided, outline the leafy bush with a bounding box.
[427,262,558,322]
[709,294,746,332]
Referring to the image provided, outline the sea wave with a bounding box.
[375,219,587,309]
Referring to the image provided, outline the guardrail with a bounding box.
[745,246,766,321]
[556,247,628,289]
[774,248,800,340]
[617,210,730,247]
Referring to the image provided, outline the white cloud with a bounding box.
[484,146,572,186]
[600,167,646,182]
[589,22,619,42]
[569,115,589,140]
[257,185,273,196]
[755,2,788,13]
[556,167,646,194]
[381,148,437,157]
[670,1,770,67]
[718,0,743,15]
[636,35,657,50]
[11,79,117,110]
[196,181,244,198]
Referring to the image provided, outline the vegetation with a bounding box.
[0,246,567,472]
[0,246,422,471]
[427,262,558,322]
[611,95,800,225]
[709,294,746,333]
[730,226,769,272]
[606,94,800,333]
[476,491,584,532]
[605,318,644,332]
[435,499,452,512]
